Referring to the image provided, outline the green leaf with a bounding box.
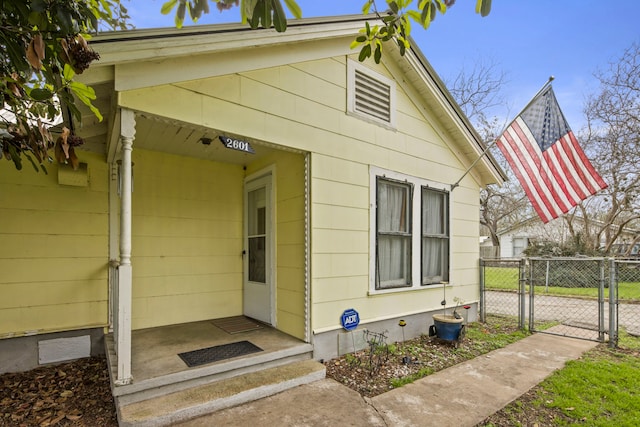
[261,0,272,28]
[374,43,382,64]
[243,0,259,23]
[476,0,492,17]
[435,0,446,14]
[70,81,103,122]
[272,0,287,32]
[356,35,367,43]
[7,144,22,171]
[397,38,406,56]
[407,9,423,25]
[70,81,97,101]
[29,88,53,101]
[362,1,372,15]
[283,0,302,19]
[388,1,399,14]
[161,0,177,14]
[175,1,186,28]
[63,64,76,82]
[359,44,372,62]
[24,154,39,172]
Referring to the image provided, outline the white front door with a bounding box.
[243,174,274,325]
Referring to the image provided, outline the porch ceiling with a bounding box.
[73,87,281,165]
[131,114,280,166]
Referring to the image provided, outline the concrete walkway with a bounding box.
[177,332,599,427]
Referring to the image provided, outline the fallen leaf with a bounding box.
[60,390,74,398]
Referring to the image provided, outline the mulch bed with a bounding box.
[0,357,117,427]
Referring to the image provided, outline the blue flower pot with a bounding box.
[432,314,464,341]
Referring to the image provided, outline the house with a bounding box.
[0,14,504,422]
[498,215,639,258]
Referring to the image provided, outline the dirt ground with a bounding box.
[0,357,117,427]
[1,319,568,427]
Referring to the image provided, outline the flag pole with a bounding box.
[449,76,555,191]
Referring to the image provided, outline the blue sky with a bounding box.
[125,1,640,130]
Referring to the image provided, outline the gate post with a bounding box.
[518,258,526,330]
[528,258,535,332]
[598,259,606,342]
[609,258,618,348]
[479,258,486,323]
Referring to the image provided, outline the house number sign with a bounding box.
[219,136,255,154]
[341,308,360,331]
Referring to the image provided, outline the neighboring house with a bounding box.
[479,236,499,258]
[0,14,504,401]
[498,216,639,258]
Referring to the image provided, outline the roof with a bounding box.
[77,14,505,185]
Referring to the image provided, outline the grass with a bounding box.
[483,266,640,301]
[534,346,640,426]
[483,328,640,426]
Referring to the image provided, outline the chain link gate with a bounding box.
[480,257,640,346]
[480,258,526,328]
[527,257,608,342]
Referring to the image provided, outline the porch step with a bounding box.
[116,359,326,427]
[106,336,314,404]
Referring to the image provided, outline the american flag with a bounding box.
[496,84,607,223]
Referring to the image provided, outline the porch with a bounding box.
[106,316,322,426]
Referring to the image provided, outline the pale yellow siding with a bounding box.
[130,149,244,330]
[0,152,109,337]
[118,53,482,334]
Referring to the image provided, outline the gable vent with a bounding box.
[354,69,392,123]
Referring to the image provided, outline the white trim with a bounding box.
[368,166,450,295]
[304,153,311,343]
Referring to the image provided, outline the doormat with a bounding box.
[178,341,263,367]
[212,316,263,334]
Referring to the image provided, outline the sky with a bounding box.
[125,1,640,131]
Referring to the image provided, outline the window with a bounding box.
[370,167,451,293]
[376,178,412,289]
[421,188,449,284]
[512,237,527,257]
[347,60,396,128]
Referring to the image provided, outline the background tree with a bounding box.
[1,0,130,172]
[442,58,530,248]
[572,41,640,254]
[467,42,640,257]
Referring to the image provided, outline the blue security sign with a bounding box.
[341,308,360,331]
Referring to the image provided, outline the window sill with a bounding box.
[368,282,448,296]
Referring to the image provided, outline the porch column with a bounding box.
[115,109,135,386]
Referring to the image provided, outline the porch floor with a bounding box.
[107,317,308,385]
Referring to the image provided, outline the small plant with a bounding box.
[452,296,465,319]
[440,282,464,318]
[344,352,360,366]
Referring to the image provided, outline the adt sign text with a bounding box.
[341,308,360,331]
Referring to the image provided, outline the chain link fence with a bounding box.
[613,259,640,342]
[480,257,640,348]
